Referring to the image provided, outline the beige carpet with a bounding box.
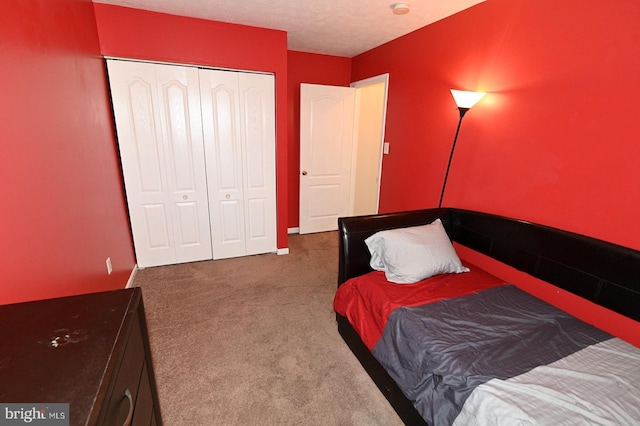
[133,231,404,426]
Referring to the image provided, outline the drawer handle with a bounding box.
[122,389,134,426]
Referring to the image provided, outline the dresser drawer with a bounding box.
[101,313,145,425]
[132,362,154,426]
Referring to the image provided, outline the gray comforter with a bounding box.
[371,285,613,425]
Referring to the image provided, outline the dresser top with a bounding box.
[0,288,139,423]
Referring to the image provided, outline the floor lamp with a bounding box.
[438,89,486,208]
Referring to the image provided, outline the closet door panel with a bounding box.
[108,60,177,267]
[129,82,164,193]
[212,87,241,190]
[200,69,246,259]
[239,73,277,255]
[220,200,243,242]
[143,204,171,249]
[175,201,203,244]
[164,83,197,191]
[155,64,212,264]
[247,199,267,238]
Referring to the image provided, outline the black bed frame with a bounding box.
[336,208,640,426]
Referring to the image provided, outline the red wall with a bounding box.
[352,0,640,344]
[3,0,637,343]
[94,4,290,248]
[0,0,135,304]
[287,51,352,228]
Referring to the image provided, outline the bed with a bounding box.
[334,208,640,426]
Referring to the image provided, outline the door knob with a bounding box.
[301,171,308,175]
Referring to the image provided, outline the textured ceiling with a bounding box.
[93,0,485,57]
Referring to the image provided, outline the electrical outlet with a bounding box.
[106,257,113,275]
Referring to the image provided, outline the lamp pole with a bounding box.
[438,107,469,208]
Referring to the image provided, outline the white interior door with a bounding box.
[299,83,356,234]
[200,69,276,259]
[107,60,213,267]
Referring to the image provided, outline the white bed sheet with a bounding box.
[453,338,640,426]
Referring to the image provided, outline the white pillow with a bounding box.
[365,219,470,284]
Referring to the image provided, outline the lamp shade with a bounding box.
[450,89,486,109]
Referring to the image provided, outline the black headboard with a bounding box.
[338,208,640,322]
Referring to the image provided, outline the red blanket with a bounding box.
[333,264,506,350]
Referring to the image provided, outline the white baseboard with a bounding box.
[277,248,289,255]
[288,227,300,234]
[125,264,138,288]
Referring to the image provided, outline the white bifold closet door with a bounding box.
[107,59,276,267]
[108,60,212,268]
[199,69,277,260]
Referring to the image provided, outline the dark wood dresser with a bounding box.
[0,287,162,425]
